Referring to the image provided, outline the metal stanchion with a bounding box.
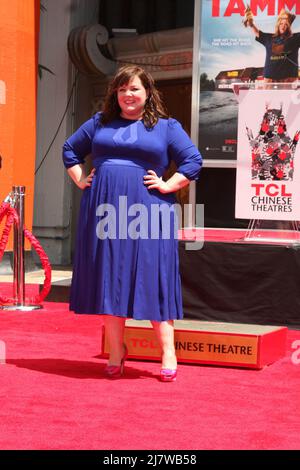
[13,186,25,306]
[1,186,42,311]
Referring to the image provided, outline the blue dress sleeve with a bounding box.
[167,118,202,180]
[62,113,100,168]
[255,31,270,46]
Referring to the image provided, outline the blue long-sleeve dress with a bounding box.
[62,113,202,320]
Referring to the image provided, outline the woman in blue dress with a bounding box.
[63,65,202,381]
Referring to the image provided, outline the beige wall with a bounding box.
[34,0,99,265]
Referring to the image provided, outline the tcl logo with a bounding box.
[251,183,292,197]
[0,80,6,104]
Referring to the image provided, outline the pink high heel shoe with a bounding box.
[104,345,128,379]
[160,368,177,382]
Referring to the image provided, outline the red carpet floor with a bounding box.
[0,285,300,450]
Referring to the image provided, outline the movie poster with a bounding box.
[199,0,300,160]
[235,88,300,220]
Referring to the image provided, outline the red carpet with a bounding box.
[0,283,300,450]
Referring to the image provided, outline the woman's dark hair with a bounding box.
[100,65,169,128]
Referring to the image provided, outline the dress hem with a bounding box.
[70,307,183,321]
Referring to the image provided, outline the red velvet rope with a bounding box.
[0,202,52,305]
[0,203,18,304]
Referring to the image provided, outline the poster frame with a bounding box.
[190,0,237,172]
